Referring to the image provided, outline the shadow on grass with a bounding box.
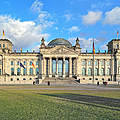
[41,93,120,111]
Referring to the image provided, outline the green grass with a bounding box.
[0,86,120,120]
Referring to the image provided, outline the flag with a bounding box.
[20,62,25,69]
[117,31,119,39]
[3,30,5,37]
[32,62,35,69]
[93,40,95,54]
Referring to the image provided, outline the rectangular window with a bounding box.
[82,60,86,66]
[100,60,104,66]
[36,61,38,65]
[17,61,19,65]
[11,68,14,75]
[30,61,32,65]
[3,44,5,48]
[0,44,1,48]
[0,69,1,75]
[95,60,98,66]
[0,60,2,65]
[88,60,92,66]
[11,61,14,65]
[24,61,26,65]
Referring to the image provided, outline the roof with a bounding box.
[47,38,72,47]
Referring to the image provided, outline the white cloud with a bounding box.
[104,7,120,25]
[68,26,80,32]
[64,14,72,21]
[0,15,50,50]
[100,44,107,50]
[30,0,43,13]
[82,11,102,25]
[68,37,98,52]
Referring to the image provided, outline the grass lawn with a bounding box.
[0,85,120,120]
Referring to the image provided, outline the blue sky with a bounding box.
[0,0,120,52]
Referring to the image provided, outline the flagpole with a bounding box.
[93,51,95,84]
[93,39,95,84]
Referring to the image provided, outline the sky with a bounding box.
[0,0,120,52]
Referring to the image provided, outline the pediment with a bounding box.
[50,46,78,55]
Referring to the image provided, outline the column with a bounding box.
[86,59,88,75]
[111,58,114,81]
[69,57,72,77]
[63,57,65,78]
[75,58,77,75]
[49,57,52,77]
[43,57,46,78]
[56,58,58,77]
[104,59,106,76]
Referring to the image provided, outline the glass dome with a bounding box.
[47,38,72,47]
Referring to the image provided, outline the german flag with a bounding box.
[93,41,95,54]
[32,62,35,69]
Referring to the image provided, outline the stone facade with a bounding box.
[0,38,120,84]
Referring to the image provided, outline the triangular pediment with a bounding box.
[49,46,78,55]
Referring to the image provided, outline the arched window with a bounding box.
[88,68,92,76]
[100,68,104,76]
[17,68,20,75]
[106,68,110,75]
[36,68,39,75]
[23,68,27,75]
[82,68,86,76]
[29,68,33,75]
[94,68,98,76]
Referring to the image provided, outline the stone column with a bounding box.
[69,57,72,77]
[56,58,58,77]
[104,59,106,76]
[86,59,88,75]
[49,57,52,77]
[63,57,66,78]
[75,58,77,75]
[43,57,46,78]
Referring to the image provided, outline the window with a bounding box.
[29,68,33,75]
[88,60,92,66]
[24,61,26,65]
[23,78,26,80]
[89,78,92,80]
[118,60,120,66]
[23,68,27,75]
[11,61,14,65]
[17,61,19,65]
[36,61,38,65]
[11,78,13,81]
[0,44,1,48]
[119,67,120,74]
[0,60,2,65]
[106,68,110,75]
[0,69,1,75]
[11,68,14,75]
[100,60,104,66]
[17,78,19,81]
[95,78,98,80]
[82,60,86,66]
[82,68,86,76]
[30,61,32,65]
[100,68,104,76]
[88,68,92,76]
[3,44,5,48]
[17,68,20,75]
[106,60,110,66]
[36,68,39,75]
[95,60,98,66]
[94,68,98,76]
[30,78,32,80]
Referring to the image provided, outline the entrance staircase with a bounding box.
[40,77,80,86]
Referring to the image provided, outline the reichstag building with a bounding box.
[0,37,119,84]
